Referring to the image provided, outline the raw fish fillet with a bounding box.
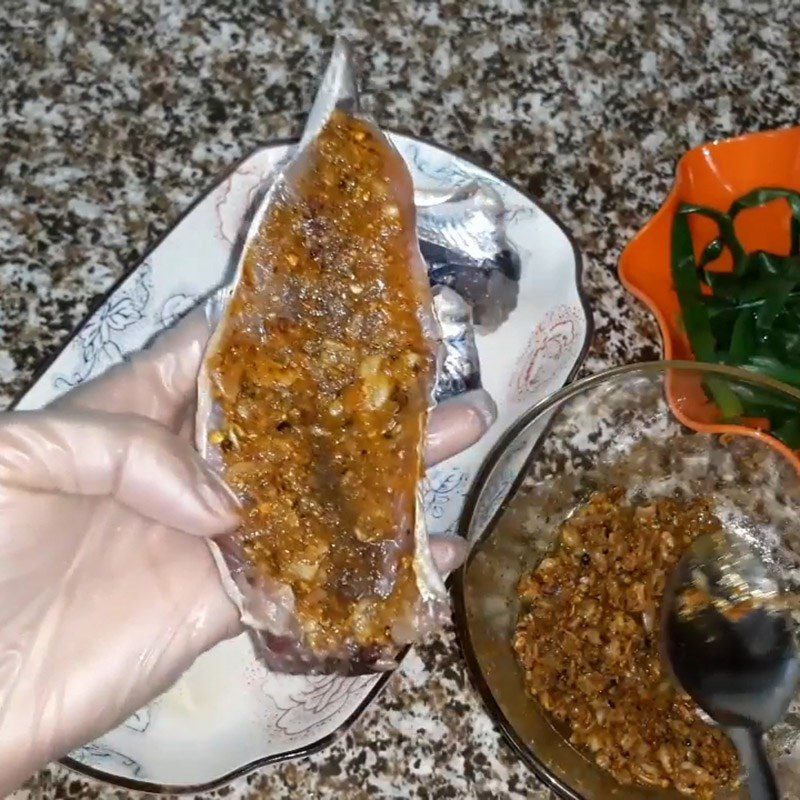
[196,40,446,673]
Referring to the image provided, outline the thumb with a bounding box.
[0,409,239,537]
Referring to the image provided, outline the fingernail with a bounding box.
[448,388,498,430]
[427,389,497,465]
[198,464,242,523]
[429,533,469,575]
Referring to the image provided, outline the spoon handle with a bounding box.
[728,727,779,800]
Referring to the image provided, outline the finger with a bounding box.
[429,533,468,575]
[0,409,239,537]
[425,388,497,466]
[53,305,210,429]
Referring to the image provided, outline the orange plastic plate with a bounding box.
[619,125,800,469]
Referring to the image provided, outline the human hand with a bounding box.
[0,308,494,795]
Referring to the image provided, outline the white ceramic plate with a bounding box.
[14,134,592,791]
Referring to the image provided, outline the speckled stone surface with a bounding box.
[3,0,799,797]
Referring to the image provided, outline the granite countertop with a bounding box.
[2,1,798,798]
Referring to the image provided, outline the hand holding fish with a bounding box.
[0,308,491,796]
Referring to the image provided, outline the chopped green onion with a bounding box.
[671,189,800,446]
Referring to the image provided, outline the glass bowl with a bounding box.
[453,361,800,800]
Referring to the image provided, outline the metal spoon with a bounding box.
[663,531,800,800]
